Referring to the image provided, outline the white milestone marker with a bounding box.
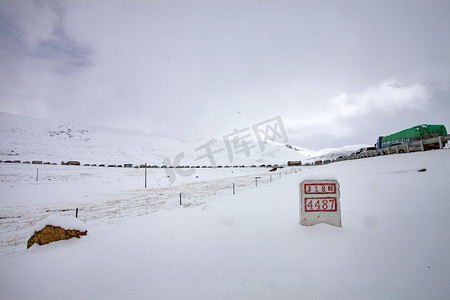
[300,179,341,227]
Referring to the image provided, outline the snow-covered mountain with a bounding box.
[299,144,372,162]
[276,142,369,163]
[0,112,313,166]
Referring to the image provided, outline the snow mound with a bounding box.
[32,216,88,234]
[163,198,182,210]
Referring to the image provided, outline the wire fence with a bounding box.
[0,168,301,257]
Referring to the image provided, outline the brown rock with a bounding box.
[27,225,87,249]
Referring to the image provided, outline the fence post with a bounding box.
[145,163,147,188]
[439,136,443,149]
[233,183,235,195]
[36,168,39,182]
[420,140,424,152]
[76,208,78,218]
[180,193,182,206]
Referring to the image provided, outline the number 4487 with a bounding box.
[305,198,336,211]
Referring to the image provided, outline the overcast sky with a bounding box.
[1,0,449,150]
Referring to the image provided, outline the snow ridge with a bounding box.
[0,112,308,166]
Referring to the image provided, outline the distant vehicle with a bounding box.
[376,124,447,149]
[356,147,376,154]
[287,161,302,166]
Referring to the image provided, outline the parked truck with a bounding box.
[376,124,447,150]
[287,161,302,166]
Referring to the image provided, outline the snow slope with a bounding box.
[1,150,449,299]
[304,144,371,161]
[0,112,308,166]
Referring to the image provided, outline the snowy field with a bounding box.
[0,164,295,257]
[1,150,449,299]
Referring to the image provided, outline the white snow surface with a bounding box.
[32,216,88,233]
[302,144,372,162]
[1,150,449,299]
[0,112,309,166]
